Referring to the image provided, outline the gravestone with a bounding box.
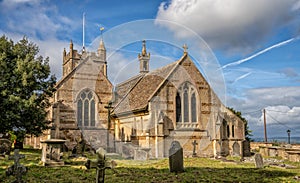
[70,137,87,158]
[6,149,27,183]
[232,142,240,156]
[242,140,251,157]
[134,148,151,160]
[169,141,184,173]
[121,143,134,159]
[192,140,198,157]
[85,148,113,183]
[0,138,12,155]
[41,139,66,166]
[254,153,264,168]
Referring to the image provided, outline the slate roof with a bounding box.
[114,74,144,104]
[113,54,187,115]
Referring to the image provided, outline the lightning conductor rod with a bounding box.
[82,12,86,52]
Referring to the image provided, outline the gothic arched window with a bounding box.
[227,125,230,138]
[176,82,198,123]
[221,119,228,139]
[176,93,181,122]
[77,89,97,127]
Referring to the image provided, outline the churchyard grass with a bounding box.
[1,148,300,182]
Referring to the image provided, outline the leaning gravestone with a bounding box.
[254,153,264,168]
[6,149,27,183]
[169,141,184,173]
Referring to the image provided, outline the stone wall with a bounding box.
[259,145,300,162]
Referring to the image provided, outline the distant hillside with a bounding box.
[253,137,300,144]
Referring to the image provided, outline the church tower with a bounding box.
[138,40,150,73]
[62,40,80,77]
[97,38,107,77]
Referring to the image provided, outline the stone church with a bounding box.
[33,37,246,159]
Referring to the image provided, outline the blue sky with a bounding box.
[1,0,300,140]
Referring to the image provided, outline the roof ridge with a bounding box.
[115,73,144,87]
[112,53,187,115]
[147,60,178,74]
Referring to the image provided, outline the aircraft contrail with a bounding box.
[233,72,252,83]
[222,37,299,69]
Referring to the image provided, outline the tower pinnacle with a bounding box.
[138,40,150,73]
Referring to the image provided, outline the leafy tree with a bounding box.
[227,107,253,141]
[0,35,56,141]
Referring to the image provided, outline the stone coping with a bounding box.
[286,151,300,154]
[40,139,67,144]
[259,146,293,150]
[267,146,284,150]
[285,148,300,152]
[259,146,300,151]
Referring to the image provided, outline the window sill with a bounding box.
[176,123,199,129]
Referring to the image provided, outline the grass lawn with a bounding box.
[0,148,300,182]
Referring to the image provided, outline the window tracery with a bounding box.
[176,82,198,123]
[77,89,97,127]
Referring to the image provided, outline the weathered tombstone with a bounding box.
[0,138,12,155]
[85,148,113,183]
[70,137,86,158]
[254,153,264,168]
[169,141,184,173]
[242,140,251,157]
[121,143,134,159]
[6,149,27,183]
[134,147,151,160]
[232,141,240,156]
[192,140,198,157]
[40,139,66,166]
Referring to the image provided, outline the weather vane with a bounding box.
[100,27,105,38]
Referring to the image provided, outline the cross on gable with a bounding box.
[9,149,25,165]
[183,44,188,53]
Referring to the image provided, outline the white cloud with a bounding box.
[107,52,139,85]
[0,31,70,79]
[261,106,300,127]
[0,1,75,40]
[226,86,300,137]
[35,39,71,79]
[0,0,80,79]
[1,0,39,7]
[156,0,300,53]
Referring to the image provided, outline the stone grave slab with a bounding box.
[41,139,66,166]
[169,141,184,173]
[254,153,264,168]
